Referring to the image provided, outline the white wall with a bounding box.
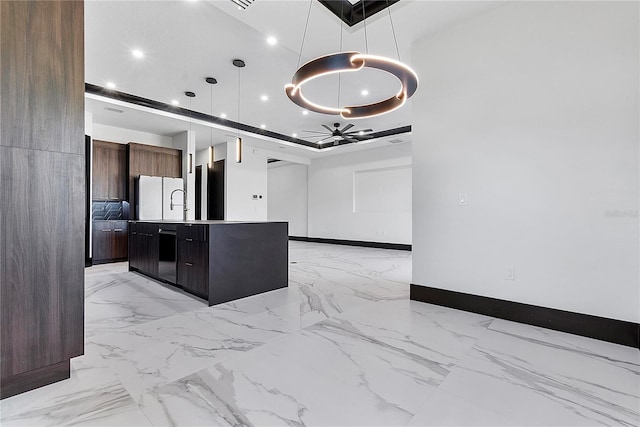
[308,143,412,244]
[92,123,173,147]
[224,141,268,221]
[412,1,639,322]
[268,163,308,236]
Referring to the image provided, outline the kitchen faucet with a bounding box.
[169,188,188,220]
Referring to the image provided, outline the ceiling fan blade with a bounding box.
[344,128,373,134]
[322,124,334,132]
[301,130,330,135]
[340,123,354,133]
[344,136,359,143]
[318,136,334,142]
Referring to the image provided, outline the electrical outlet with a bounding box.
[505,266,515,280]
[458,193,468,205]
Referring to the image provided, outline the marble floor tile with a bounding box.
[436,322,640,426]
[407,388,513,426]
[6,242,639,427]
[139,332,417,426]
[85,271,206,337]
[0,356,150,426]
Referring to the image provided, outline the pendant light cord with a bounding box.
[237,67,240,137]
[362,0,368,54]
[210,83,213,145]
[386,0,401,61]
[297,0,313,69]
[337,0,344,107]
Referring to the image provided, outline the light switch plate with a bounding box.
[458,193,468,205]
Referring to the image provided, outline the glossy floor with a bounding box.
[1,242,638,426]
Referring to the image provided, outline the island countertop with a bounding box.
[129,220,287,225]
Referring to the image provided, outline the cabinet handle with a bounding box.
[185,262,193,266]
[186,238,193,242]
[102,229,112,232]
[114,229,123,232]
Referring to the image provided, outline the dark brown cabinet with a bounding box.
[92,220,128,263]
[93,140,126,200]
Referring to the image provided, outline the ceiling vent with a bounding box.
[231,0,255,10]
[104,106,124,114]
[388,138,404,144]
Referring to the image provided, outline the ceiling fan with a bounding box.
[302,123,373,145]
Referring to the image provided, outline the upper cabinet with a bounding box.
[92,140,126,200]
[127,142,182,217]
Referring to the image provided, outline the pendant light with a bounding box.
[284,0,418,119]
[233,59,245,163]
[205,77,217,169]
[185,91,196,172]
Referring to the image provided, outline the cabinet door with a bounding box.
[92,221,112,261]
[92,145,109,200]
[109,147,127,200]
[112,221,128,259]
[144,223,159,277]
[177,239,208,298]
[129,224,140,270]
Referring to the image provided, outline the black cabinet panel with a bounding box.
[210,223,288,305]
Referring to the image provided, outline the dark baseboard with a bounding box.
[92,257,127,265]
[289,236,411,251]
[410,284,639,349]
[1,360,71,399]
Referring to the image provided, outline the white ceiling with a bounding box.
[85,0,503,159]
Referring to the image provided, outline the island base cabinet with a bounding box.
[129,221,288,307]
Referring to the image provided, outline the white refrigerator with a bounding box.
[136,175,185,220]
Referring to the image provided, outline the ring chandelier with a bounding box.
[285,51,418,120]
[284,1,418,120]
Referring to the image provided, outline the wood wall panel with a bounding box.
[0,0,84,397]
[0,0,84,154]
[0,148,85,377]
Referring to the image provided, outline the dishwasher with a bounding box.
[158,226,177,284]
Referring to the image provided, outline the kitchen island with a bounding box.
[128,220,288,305]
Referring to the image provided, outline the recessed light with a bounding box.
[260,95,269,102]
[260,124,266,129]
[266,36,277,46]
[106,82,116,89]
[361,89,369,96]
[237,6,242,10]
[221,113,227,118]
[292,133,297,138]
[302,110,309,115]
[171,100,179,106]
[132,49,144,59]
[358,130,364,135]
